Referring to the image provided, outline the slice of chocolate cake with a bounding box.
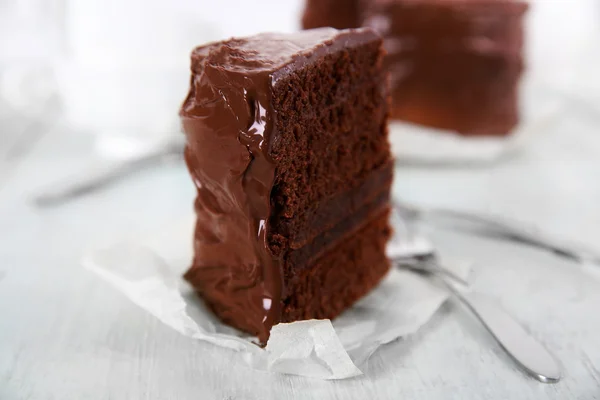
[302,0,529,136]
[180,28,393,344]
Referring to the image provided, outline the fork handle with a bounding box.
[394,257,470,287]
[441,280,561,383]
[33,141,183,206]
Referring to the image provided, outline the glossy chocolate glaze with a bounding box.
[180,28,380,343]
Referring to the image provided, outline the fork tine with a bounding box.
[392,257,471,287]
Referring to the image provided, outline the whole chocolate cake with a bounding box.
[180,28,393,343]
[302,0,529,136]
[302,0,361,30]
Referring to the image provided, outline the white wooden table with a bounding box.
[2,1,600,399]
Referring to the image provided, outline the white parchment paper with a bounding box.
[82,218,471,380]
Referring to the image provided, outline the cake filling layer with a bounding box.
[281,208,392,322]
[270,160,393,252]
[282,187,391,298]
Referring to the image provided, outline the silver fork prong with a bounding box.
[393,198,600,266]
[393,256,470,287]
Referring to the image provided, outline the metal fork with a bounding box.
[394,199,600,265]
[32,135,185,207]
[393,253,561,383]
[389,214,562,383]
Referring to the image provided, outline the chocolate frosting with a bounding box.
[180,27,380,343]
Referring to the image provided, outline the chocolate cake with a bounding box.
[180,28,393,344]
[302,0,529,136]
[302,0,361,30]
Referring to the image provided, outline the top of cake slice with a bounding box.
[187,27,379,84]
[181,27,382,168]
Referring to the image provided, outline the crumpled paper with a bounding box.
[82,218,471,380]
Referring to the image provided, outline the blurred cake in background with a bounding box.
[302,0,361,30]
[302,0,529,137]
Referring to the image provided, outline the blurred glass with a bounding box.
[57,0,222,157]
[0,0,64,117]
[0,0,64,62]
